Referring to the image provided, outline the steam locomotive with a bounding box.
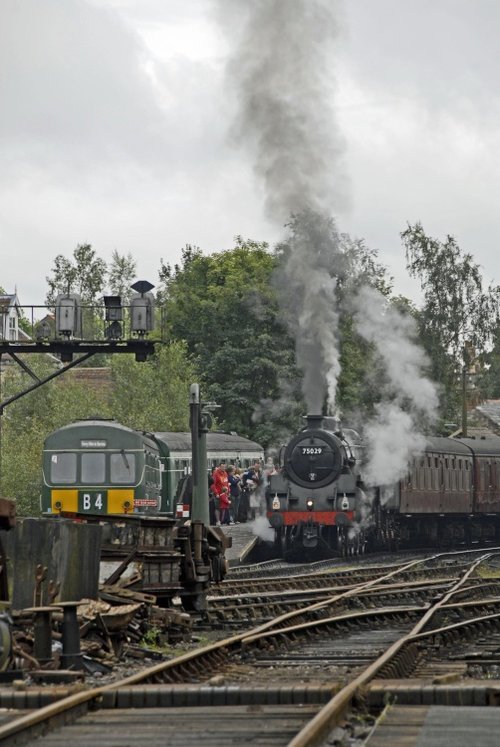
[266,414,500,556]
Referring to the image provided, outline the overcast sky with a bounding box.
[2,0,500,306]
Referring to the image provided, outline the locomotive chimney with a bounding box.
[305,414,323,430]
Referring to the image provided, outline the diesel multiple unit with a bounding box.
[42,419,263,517]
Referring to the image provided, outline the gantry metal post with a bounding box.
[189,384,210,525]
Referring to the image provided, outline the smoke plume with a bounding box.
[216,2,441,502]
[215,0,345,221]
[215,0,347,413]
[351,285,439,485]
[277,212,343,413]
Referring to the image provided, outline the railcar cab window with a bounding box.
[81,452,105,484]
[110,452,136,483]
[50,453,77,484]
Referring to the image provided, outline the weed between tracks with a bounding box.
[476,565,500,579]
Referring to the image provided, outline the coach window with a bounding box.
[461,462,466,491]
[81,453,105,484]
[412,463,418,487]
[479,461,486,490]
[50,453,77,484]
[110,452,136,483]
[444,462,451,491]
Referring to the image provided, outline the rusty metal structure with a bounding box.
[0,498,15,672]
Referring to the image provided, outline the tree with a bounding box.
[0,356,111,515]
[45,243,109,350]
[161,240,302,446]
[274,211,394,420]
[401,222,500,425]
[108,250,137,304]
[46,244,107,306]
[109,342,195,432]
[477,326,500,401]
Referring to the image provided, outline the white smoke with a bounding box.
[352,285,439,485]
[249,514,275,542]
[353,285,439,415]
[362,405,428,486]
[348,487,374,539]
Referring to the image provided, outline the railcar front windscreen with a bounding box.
[110,452,136,483]
[50,453,77,484]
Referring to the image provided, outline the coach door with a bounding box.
[440,454,473,513]
[475,456,500,512]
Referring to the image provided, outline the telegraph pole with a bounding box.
[462,364,468,438]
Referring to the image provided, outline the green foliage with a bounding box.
[337,233,393,300]
[108,250,137,304]
[478,328,500,400]
[45,244,110,348]
[162,239,302,446]
[46,244,107,306]
[402,222,500,423]
[402,222,499,361]
[337,316,378,418]
[275,211,394,420]
[161,223,396,445]
[109,342,195,432]
[0,356,110,515]
[275,212,393,302]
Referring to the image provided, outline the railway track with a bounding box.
[2,549,500,746]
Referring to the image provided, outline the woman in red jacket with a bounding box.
[212,462,231,526]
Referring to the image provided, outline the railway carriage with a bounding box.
[42,419,263,517]
[390,437,500,548]
[154,430,264,518]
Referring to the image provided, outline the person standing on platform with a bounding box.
[212,461,230,526]
[227,465,241,524]
[242,462,262,521]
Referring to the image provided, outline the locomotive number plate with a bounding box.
[301,447,323,455]
[78,491,107,513]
